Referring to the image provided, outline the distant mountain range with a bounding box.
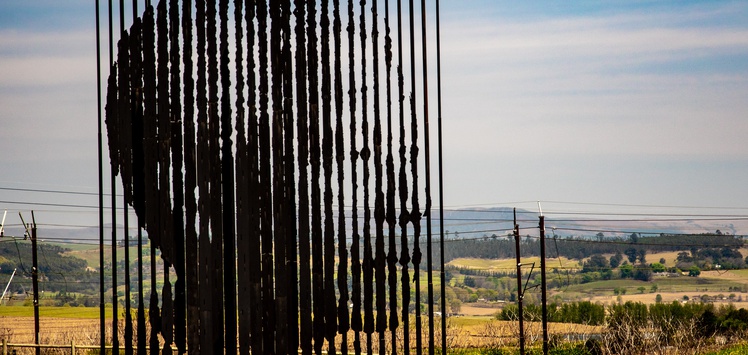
[12,207,746,246]
[439,207,747,239]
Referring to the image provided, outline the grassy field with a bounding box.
[720,269,748,280]
[0,307,120,346]
[0,306,111,319]
[562,276,742,294]
[63,244,146,269]
[3,249,746,351]
[451,251,691,271]
[46,242,99,252]
[449,257,582,272]
[448,314,495,327]
[461,303,503,317]
[639,250,682,267]
[449,252,748,310]
[549,271,748,305]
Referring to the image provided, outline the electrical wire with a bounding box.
[4,183,748,216]
[0,186,111,197]
[4,195,747,220]
[10,236,30,275]
[39,243,69,294]
[0,200,105,210]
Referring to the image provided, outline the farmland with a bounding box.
[3,233,748,353]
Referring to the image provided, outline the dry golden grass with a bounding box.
[460,303,503,317]
[639,250,682,267]
[443,318,602,349]
[643,249,748,268]
[0,314,604,354]
[0,317,100,344]
[0,317,104,354]
[449,257,581,272]
[0,316,157,354]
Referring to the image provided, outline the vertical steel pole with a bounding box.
[435,0,448,351]
[111,174,119,355]
[95,0,106,351]
[108,0,118,352]
[419,0,435,352]
[124,202,132,355]
[540,215,548,355]
[513,209,525,355]
[96,0,112,354]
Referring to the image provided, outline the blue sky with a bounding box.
[0,1,747,236]
[437,1,748,209]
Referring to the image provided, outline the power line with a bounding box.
[0,186,111,197]
[542,211,748,218]
[548,217,748,222]
[3,197,746,219]
[0,199,105,210]
[4,182,747,216]
[2,223,106,229]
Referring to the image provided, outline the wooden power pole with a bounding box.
[513,208,525,355]
[540,212,549,355]
[20,211,40,355]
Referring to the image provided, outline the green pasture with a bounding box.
[0,305,110,319]
[563,279,645,294]
[726,269,748,278]
[45,242,97,252]
[63,245,145,269]
[648,276,744,293]
[561,275,745,297]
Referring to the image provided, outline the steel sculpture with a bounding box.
[102,1,444,353]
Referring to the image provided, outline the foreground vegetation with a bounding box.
[2,301,748,354]
[3,231,748,354]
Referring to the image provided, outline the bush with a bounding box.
[651,262,666,273]
[619,264,633,278]
[633,264,653,281]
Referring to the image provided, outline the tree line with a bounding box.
[441,233,744,262]
[0,242,98,294]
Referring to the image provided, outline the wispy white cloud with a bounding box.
[0,6,96,206]
[0,27,97,169]
[0,1,746,214]
[439,2,748,163]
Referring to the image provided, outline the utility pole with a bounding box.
[539,211,549,355]
[513,208,525,355]
[20,211,40,355]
